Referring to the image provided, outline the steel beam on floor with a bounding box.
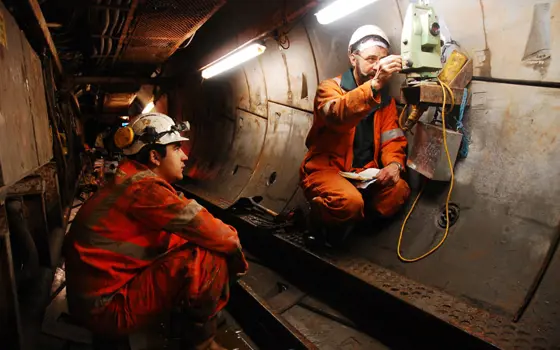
[229,281,318,350]
[178,185,500,349]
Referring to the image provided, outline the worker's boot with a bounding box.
[192,337,227,350]
[323,222,355,248]
[303,198,327,249]
[304,197,355,249]
[182,317,227,350]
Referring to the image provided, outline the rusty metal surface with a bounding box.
[119,0,225,64]
[177,184,233,209]
[259,25,318,113]
[181,101,267,208]
[236,214,288,230]
[241,256,389,350]
[33,163,60,213]
[0,2,40,187]
[231,280,318,350]
[22,38,53,167]
[182,187,554,349]
[237,102,312,213]
[179,80,237,208]
[193,203,497,349]
[429,0,560,82]
[351,81,560,320]
[279,231,559,349]
[242,58,268,117]
[407,121,463,181]
[282,305,389,350]
[6,176,45,197]
[167,4,560,347]
[401,85,471,106]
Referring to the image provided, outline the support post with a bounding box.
[0,204,23,350]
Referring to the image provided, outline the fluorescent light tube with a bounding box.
[201,43,266,79]
[142,101,154,113]
[315,0,378,25]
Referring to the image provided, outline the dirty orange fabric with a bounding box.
[64,159,248,335]
[75,244,230,336]
[304,170,410,224]
[300,74,410,224]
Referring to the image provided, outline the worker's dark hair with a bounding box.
[127,143,168,165]
[350,35,390,54]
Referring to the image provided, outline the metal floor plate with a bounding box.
[180,188,560,349]
[278,231,559,350]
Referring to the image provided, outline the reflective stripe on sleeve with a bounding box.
[162,200,204,232]
[381,128,405,143]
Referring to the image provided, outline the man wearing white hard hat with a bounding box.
[300,25,410,246]
[64,112,247,349]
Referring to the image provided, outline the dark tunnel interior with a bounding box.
[0,0,559,349]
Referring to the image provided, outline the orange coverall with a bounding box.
[300,70,410,224]
[64,159,248,337]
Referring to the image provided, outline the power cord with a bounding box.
[397,78,455,262]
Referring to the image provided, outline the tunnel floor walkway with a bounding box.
[178,184,560,350]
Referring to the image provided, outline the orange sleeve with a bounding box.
[129,180,241,254]
[379,99,407,169]
[315,78,382,132]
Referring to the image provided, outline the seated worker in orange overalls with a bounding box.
[300,25,410,247]
[64,113,248,350]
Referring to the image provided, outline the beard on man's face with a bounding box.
[357,66,377,84]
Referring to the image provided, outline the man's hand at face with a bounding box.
[371,55,403,91]
[376,163,401,186]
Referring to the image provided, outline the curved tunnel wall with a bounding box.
[166,0,560,322]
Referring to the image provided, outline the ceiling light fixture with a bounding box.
[201,43,266,79]
[315,0,379,25]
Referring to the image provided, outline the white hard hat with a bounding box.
[348,25,390,52]
[114,112,189,155]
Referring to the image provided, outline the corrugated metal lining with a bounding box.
[120,0,226,64]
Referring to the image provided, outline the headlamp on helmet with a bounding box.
[114,113,190,155]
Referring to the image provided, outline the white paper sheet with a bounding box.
[339,168,380,189]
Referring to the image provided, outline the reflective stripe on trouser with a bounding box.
[381,128,405,143]
[302,170,410,224]
[76,244,230,336]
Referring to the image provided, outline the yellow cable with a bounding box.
[397,78,455,262]
[443,81,455,114]
[398,104,409,130]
